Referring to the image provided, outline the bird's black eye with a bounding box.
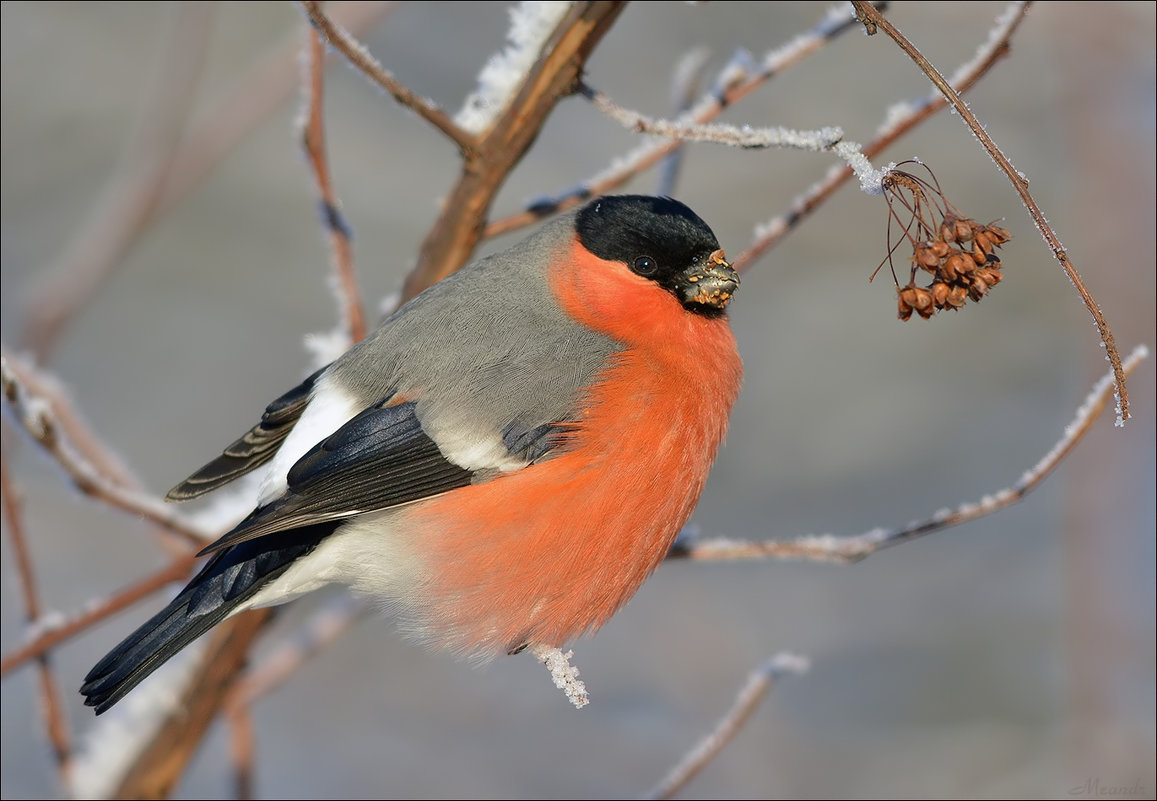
[632,255,658,276]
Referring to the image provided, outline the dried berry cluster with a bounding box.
[876,164,1012,321]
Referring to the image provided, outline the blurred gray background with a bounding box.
[2,2,1154,798]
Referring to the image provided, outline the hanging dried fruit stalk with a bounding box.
[873,162,1012,321]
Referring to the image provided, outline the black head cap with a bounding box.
[575,195,738,315]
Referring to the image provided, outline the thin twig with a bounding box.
[655,47,711,197]
[227,704,256,801]
[301,22,366,343]
[850,1,1130,425]
[644,653,810,800]
[0,553,199,676]
[484,2,878,237]
[299,1,476,154]
[1,349,209,547]
[581,82,843,152]
[669,345,1149,564]
[735,1,1030,272]
[0,451,73,779]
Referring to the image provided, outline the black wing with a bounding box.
[166,367,326,501]
[198,399,478,555]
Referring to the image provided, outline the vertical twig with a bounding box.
[228,704,256,800]
[0,450,73,781]
[301,22,366,343]
[655,48,711,197]
[851,1,1130,424]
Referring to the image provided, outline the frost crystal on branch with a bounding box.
[455,1,571,134]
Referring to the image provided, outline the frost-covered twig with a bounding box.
[300,21,366,344]
[644,653,810,800]
[0,349,209,547]
[299,1,475,152]
[851,2,1130,425]
[581,80,896,202]
[455,1,574,135]
[581,81,844,153]
[398,2,625,302]
[670,345,1149,564]
[0,451,73,779]
[735,0,1029,272]
[531,645,589,709]
[485,2,876,237]
[0,553,200,676]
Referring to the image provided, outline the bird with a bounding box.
[80,194,742,714]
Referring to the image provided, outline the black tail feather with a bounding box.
[80,523,336,714]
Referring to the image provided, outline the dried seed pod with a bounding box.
[951,250,975,274]
[954,218,974,243]
[911,286,935,318]
[975,267,1004,287]
[897,286,917,321]
[968,274,990,301]
[929,240,950,258]
[939,218,958,244]
[931,280,951,308]
[942,253,969,282]
[946,284,969,309]
[984,224,1012,244]
[973,230,994,255]
[916,243,941,271]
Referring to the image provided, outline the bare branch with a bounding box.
[0,451,73,779]
[736,0,1030,272]
[580,81,843,152]
[300,22,366,343]
[109,609,274,799]
[654,47,711,197]
[299,1,476,153]
[670,345,1149,564]
[228,704,257,801]
[1,553,199,676]
[851,1,1130,425]
[644,653,810,800]
[399,2,626,302]
[484,1,878,237]
[1,348,209,547]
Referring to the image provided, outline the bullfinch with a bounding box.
[80,195,742,714]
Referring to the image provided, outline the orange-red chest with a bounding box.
[404,239,743,656]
